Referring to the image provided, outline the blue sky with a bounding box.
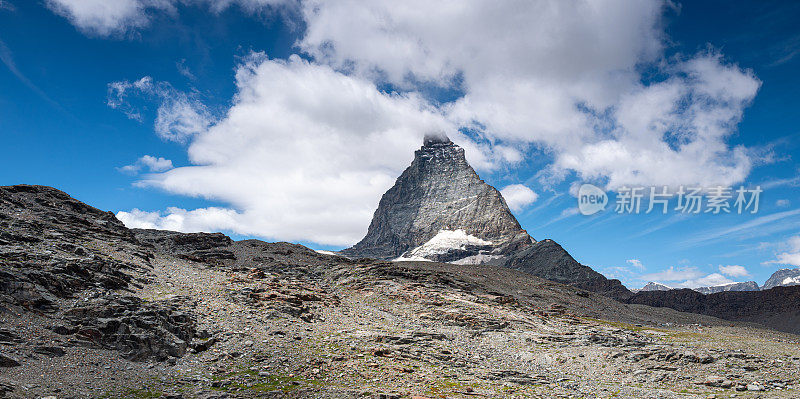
[1,0,799,289]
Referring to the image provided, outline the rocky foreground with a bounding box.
[1,185,799,399]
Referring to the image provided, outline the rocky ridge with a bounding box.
[627,285,800,335]
[501,239,632,300]
[1,184,799,398]
[0,185,201,365]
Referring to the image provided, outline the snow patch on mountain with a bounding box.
[452,254,505,265]
[782,276,800,286]
[395,229,493,262]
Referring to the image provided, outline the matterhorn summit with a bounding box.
[341,134,631,300]
[341,133,533,263]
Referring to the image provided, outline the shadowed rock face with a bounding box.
[340,135,532,261]
[626,286,800,334]
[0,185,199,361]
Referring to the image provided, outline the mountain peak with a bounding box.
[341,136,532,261]
[340,136,632,300]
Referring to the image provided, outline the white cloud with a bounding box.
[119,155,174,175]
[764,235,800,266]
[500,184,538,212]
[118,54,457,245]
[46,0,290,36]
[46,0,173,36]
[117,207,239,232]
[640,265,743,288]
[108,76,213,143]
[300,0,761,190]
[105,1,764,246]
[627,259,645,270]
[776,199,791,207]
[718,264,749,277]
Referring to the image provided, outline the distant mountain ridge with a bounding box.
[762,268,800,290]
[694,281,760,294]
[639,268,800,295]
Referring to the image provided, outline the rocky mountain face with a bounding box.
[342,135,631,300]
[0,185,199,364]
[501,239,632,300]
[762,268,800,290]
[694,281,760,295]
[341,134,532,263]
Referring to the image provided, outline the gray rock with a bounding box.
[340,135,631,300]
[502,239,632,300]
[340,134,532,262]
[0,353,20,367]
[746,383,765,391]
[63,294,196,361]
[33,346,66,358]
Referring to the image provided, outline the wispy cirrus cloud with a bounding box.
[684,208,800,249]
[107,76,213,143]
[118,155,174,175]
[763,235,800,266]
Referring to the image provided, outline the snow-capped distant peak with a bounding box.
[782,276,800,286]
[640,282,672,291]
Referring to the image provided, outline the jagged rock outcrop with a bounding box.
[0,185,198,362]
[0,185,146,311]
[341,134,532,262]
[502,239,631,300]
[694,281,760,294]
[62,294,197,361]
[134,229,235,264]
[762,268,800,290]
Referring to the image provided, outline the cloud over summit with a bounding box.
[72,0,764,246]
